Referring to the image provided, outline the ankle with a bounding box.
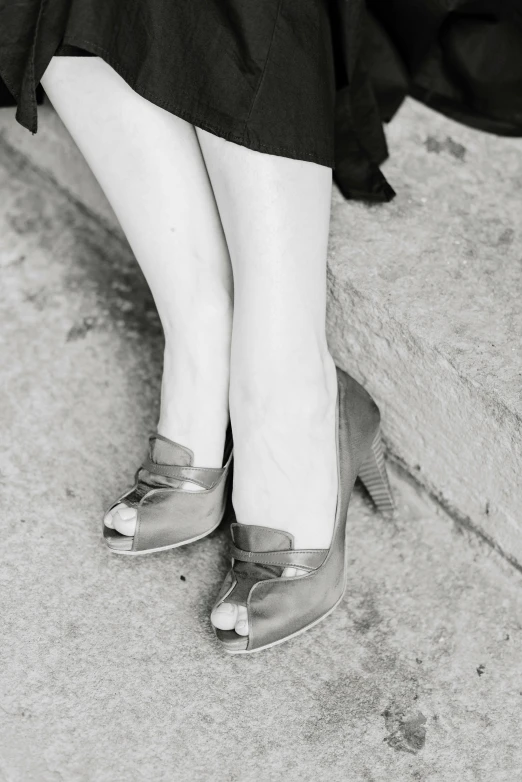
[157,410,229,467]
[230,345,337,424]
[158,340,231,467]
[229,347,338,548]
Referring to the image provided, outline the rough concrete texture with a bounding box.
[2,120,522,782]
[0,102,118,226]
[2,97,522,569]
[327,99,522,567]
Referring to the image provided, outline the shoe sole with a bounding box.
[103,518,222,556]
[220,590,346,655]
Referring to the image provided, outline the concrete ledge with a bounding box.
[327,100,522,566]
[2,98,522,567]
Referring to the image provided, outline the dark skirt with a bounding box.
[1,0,521,202]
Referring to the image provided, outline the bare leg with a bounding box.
[41,58,233,535]
[196,131,339,636]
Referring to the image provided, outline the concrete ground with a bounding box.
[2,116,522,781]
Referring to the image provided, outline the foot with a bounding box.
[211,353,339,637]
[211,566,306,635]
[104,344,230,539]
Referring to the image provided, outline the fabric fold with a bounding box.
[0,0,521,202]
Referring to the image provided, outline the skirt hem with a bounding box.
[55,36,336,169]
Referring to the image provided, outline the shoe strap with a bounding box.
[141,455,226,489]
[140,426,233,489]
[229,543,328,571]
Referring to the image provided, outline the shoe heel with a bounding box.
[358,428,396,518]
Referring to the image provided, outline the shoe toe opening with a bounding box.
[103,525,134,551]
[214,628,249,652]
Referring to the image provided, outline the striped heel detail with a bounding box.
[358,428,396,518]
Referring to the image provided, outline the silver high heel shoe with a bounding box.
[211,367,394,653]
[103,426,233,555]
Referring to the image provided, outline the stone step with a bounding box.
[327,100,522,568]
[1,96,521,568]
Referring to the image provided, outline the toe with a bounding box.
[282,566,307,578]
[104,503,127,529]
[211,602,238,631]
[235,605,249,636]
[112,504,137,536]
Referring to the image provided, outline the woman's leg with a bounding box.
[195,131,339,636]
[41,58,233,535]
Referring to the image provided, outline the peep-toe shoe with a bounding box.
[103,426,233,555]
[212,367,394,653]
